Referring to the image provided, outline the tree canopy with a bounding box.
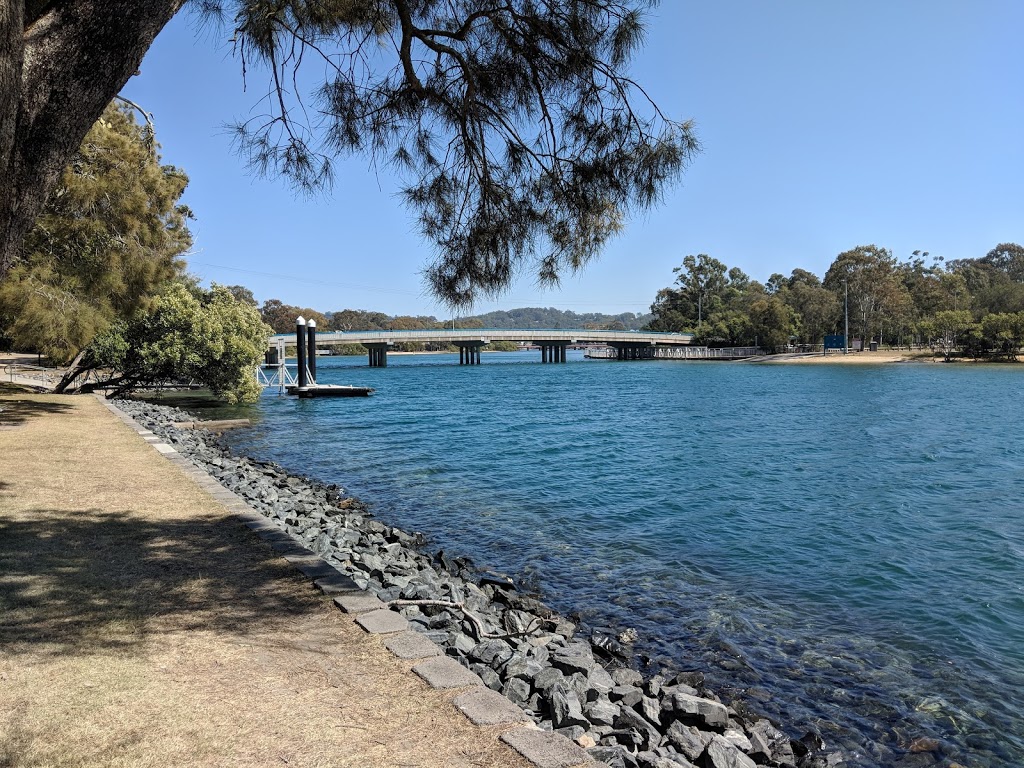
[646,241,1024,359]
[0,102,191,362]
[1,1,696,308]
[57,282,270,403]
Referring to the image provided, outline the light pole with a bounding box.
[843,278,849,355]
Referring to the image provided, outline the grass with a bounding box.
[0,394,531,768]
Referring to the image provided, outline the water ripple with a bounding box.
[225,352,1024,767]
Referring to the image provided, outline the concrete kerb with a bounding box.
[355,608,410,635]
[99,396,590,768]
[382,631,442,660]
[412,656,484,690]
[500,727,603,768]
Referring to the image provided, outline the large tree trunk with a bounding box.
[0,0,185,277]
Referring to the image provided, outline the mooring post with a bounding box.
[295,316,308,391]
[306,320,317,385]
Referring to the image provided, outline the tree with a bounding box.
[926,310,977,362]
[748,296,792,352]
[225,284,257,306]
[1,2,697,308]
[981,243,1024,283]
[259,299,330,333]
[981,312,1024,360]
[56,282,270,403]
[823,245,911,345]
[0,102,191,362]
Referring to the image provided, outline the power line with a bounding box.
[188,260,654,310]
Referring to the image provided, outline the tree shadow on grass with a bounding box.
[0,398,74,427]
[0,507,321,659]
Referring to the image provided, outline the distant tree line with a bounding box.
[646,243,1024,359]
[248,302,651,354]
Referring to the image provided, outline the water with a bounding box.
[223,352,1024,766]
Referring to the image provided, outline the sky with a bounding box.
[120,1,1023,319]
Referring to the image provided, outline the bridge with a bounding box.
[266,328,695,368]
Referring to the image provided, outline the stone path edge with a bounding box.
[95,395,601,768]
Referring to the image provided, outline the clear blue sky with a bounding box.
[120,1,1023,318]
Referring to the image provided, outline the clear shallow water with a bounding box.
[224,352,1024,766]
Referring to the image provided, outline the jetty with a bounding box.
[262,317,375,397]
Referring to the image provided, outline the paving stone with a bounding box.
[355,609,409,635]
[314,574,362,595]
[383,631,442,660]
[412,657,483,690]
[284,554,339,580]
[453,688,531,725]
[153,443,176,454]
[334,593,387,614]
[500,726,597,768]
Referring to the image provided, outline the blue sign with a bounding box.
[824,334,846,350]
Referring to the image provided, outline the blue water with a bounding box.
[224,352,1024,766]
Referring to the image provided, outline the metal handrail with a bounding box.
[4,363,58,385]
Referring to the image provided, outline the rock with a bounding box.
[550,642,596,676]
[638,695,663,726]
[584,698,621,727]
[502,677,531,707]
[469,639,514,668]
[533,666,566,693]
[666,722,714,762]
[664,692,729,729]
[645,674,666,698]
[672,671,705,688]
[577,733,597,749]
[699,735,756,768]
[504,654,544,681]
[588,665,616,695]
[615,705,663,750]
[551,682,590,730]
[612,685,643,708]
[638,751,695,768]
[588,746,638,768]
[746,720,794,766]
[611,668,644,687]
[908,737,942,753]
[722,728,752,753]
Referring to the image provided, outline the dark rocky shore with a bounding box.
[117,399,838,768]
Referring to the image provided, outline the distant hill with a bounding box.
[323,306,652,331]
[459,307,652,330]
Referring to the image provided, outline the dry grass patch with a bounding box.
[0,394,532,768]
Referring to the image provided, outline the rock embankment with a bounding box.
[117,399,834,768]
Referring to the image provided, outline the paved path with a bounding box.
[0,393,591,768]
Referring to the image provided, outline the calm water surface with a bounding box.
[223,352,1024,766]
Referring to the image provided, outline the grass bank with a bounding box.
[0,393,530,768]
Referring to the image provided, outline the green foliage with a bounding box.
[69,283,270,403]
[225,284,258,306]
[217,0,697,306]
[823,245,913,346]
[647,241,1024,358]
[980,313,1024,360]
[0,103,191,362]
[260,299,331,333]
[749,297,793,353]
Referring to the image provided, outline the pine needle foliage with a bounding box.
[204,0,698,307]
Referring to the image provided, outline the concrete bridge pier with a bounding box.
[537,342,568,363]
[457,343,483,365]
[366,343,389,367]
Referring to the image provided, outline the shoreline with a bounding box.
[117,397,832,768]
